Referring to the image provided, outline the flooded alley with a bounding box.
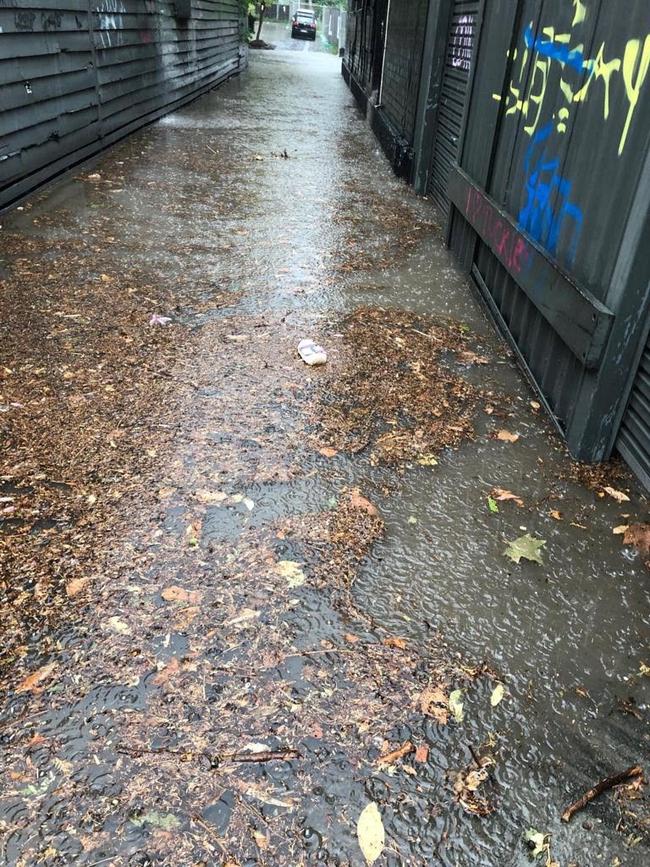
[1,28,649,867]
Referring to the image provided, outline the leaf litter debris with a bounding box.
[309,307,486,464]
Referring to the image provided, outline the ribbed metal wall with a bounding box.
[379,0,428,142]
[617,331,650,489]
[426,0,478,210]
[0,1,244,210]
[447,0,650,470]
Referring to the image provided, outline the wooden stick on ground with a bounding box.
[561,765,644,823]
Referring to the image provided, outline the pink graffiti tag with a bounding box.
[465,187,532,275]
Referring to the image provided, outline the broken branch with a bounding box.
[561,765,644,823]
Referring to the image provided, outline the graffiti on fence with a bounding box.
[465,186,532,276]
[493,1,650,155]
[517,123,583,265]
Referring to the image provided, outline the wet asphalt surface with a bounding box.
[0,21,649,867]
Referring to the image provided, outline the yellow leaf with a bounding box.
[603,486,630,503]
[490,683,505,706]
[357,802,384,864]
[496,430,519,443]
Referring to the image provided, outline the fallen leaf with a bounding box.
[549,510,562,520]
[377,741,413,766]
[603,486,630,503]
[414,744,429,763]
[130,811,180,831]
[449,689,464,722]
[495,430,520,443]
[504,533,546,565]
[243,497,255,511]
[490,683,505,706]
[226,608,260,627]
[276,560,306,587]
[623,523,650,554]
[456,350,489,365]
[16,663,56,694]
[419,685,449,724]
[357,802,384,864]
[613,524,629,535]
[487,496,499,513]
[173,606,200,630]
[344,633,360,644]
[161,585,201,605]
[416,454,438,467]
[492,488,524,507]
[383,637,407,650]
[195,489,228,504]
[185,521,201,547]
[107,616,131,635]
[348,489,379,516]
[66,577,90,598]
[253,830,268,850]
[530,400,541,410]
[153,657,181,685]
[523,828,548,858]
[319,446,338,458]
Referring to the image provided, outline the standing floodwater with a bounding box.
[0,30,648,867]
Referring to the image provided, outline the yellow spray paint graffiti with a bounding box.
[493,5,650,156]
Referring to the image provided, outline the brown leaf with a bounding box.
[549,510,562,521]
[613,524,629,535]
[491,488,524,507]
[66,577,90,598]
[495,430,519,443]
[383,637,407,650]
[623,523,650,554]
[377,741,414,766]
[173,606,200,631]
[344,633,360,644]
[318,446,338,458]
[161,585,201,605]
[348,488,379,516]
[16,662,56,694]
[603,486,630,503]
[414,744,429,763]
[419,685,449,724]
[456,350,489,365]
[153,657,181,686]
[253,830,268,850]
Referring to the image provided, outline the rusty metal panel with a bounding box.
[0,1,244,211]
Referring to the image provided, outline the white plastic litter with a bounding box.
[298,338,327,366]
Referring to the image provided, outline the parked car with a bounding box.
[291,9,317,41]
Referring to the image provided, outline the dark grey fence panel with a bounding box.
[448,0,650,469]
[379,0,428,141]
[0,0,244,210]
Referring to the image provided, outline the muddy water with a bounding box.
[1,30,648,867]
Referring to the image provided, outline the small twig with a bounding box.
[468,745,482,769]
[561,765,644,823]
[226,749,300,764]
[192,814,228,854]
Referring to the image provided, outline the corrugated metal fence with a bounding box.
[0,1,245,210]
[343,0,650,487]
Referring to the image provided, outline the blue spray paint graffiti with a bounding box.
[518,123,584,265]
[523,23,585,72]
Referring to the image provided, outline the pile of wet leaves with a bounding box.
[311,307,485,465]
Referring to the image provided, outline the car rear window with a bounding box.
[297,13,314,22]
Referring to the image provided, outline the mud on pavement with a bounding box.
[1,36,649,867]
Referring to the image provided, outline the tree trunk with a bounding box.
[255,5,265,41]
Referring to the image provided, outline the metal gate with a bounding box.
[426,0,479,210]
[617,331,650,490]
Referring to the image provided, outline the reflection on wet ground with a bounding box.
[0,31,649,867]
